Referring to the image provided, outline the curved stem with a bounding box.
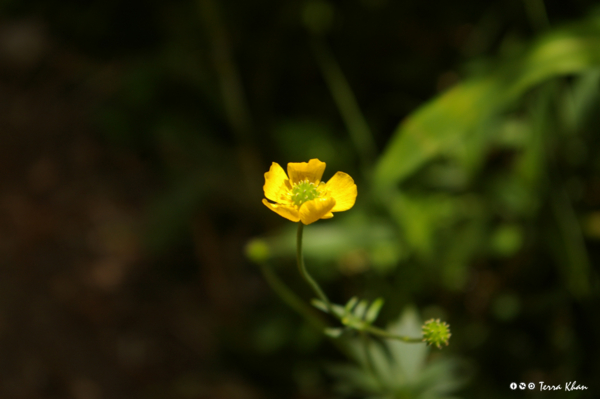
[363,324,423,343]
[258,261,327,331]
[296,222,332,311]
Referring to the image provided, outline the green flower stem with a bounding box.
[296,222,332,311]
[363,324,423,343]
[257,261,327,332]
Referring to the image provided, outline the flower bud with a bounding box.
[245,239,270,263]
[422,318,451,349]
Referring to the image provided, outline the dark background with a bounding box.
[1,0,599,398]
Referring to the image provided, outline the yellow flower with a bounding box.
[262,159,357,225]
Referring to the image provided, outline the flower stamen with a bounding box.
[291,180,320,207]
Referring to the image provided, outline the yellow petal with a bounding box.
[287,159,326,185]
[322,212,334,219]
[263,162,291,204]
[325,172,357,212]
[262,199,300,222]
[299,197,336,225]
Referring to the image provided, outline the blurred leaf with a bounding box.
[324,327,344,338]
[344,296,359,313]
[374,15,600,193]
[389,193,457,260]
[561,68,600,134]
[311,298,329,313]
[330,303,346,319]
[353,299,369,320]
[549,188,592,297]
[385,307,427,383]
[365,298,385,324]
[415,357,471,398]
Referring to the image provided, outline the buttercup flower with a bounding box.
[262,159,357,225]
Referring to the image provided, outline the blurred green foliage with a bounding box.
[329,308,468,398]
[3,0,600,397]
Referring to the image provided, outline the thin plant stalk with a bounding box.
[296,222,332,311]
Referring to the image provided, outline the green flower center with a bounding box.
[291,180,320,207]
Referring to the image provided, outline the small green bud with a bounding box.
[422,318,451,349]
[245,239,270,263]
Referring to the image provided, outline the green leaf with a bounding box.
[365,298,385,324]
[324,327,344,338]
[344,296,359,314]
[353,299,369,320]
[311,298,329,313]
[330,304,346,319]
[386,307,427,383]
